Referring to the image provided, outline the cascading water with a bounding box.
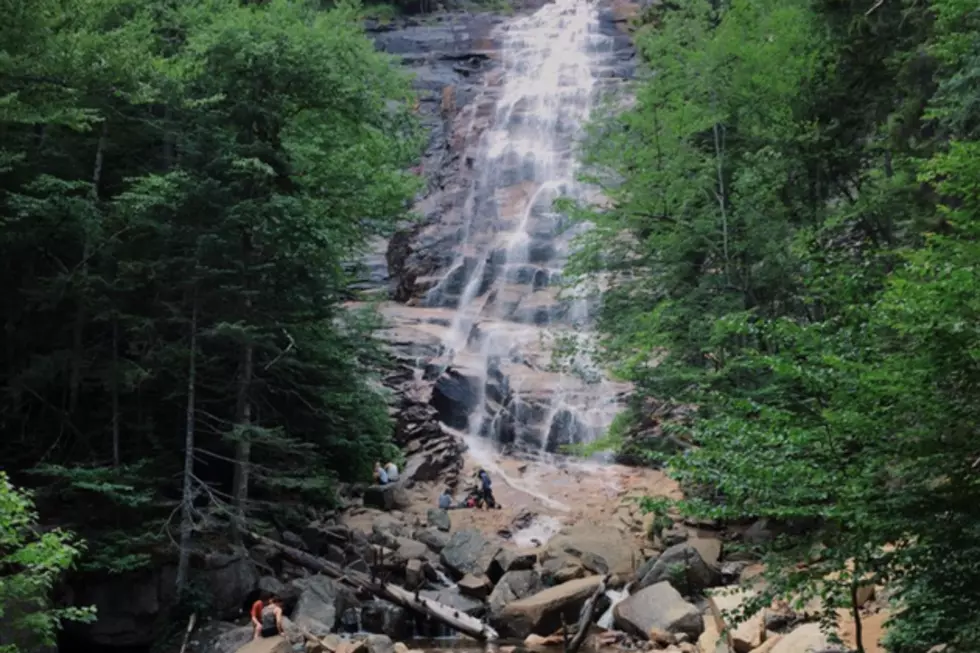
[426,0,628,459]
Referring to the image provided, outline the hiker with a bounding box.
[374,461,389,485]
[384,461,400,482]
[438,488,453,510]
[252,596,284,640]
[476,468,497,509]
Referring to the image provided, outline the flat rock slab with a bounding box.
[613,581,704,639]
[496,575,604,638]
[235,635,291,653]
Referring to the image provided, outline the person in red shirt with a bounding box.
[250,597,265,640]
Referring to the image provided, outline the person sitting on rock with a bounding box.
[254,596,284,639]
[374,461,389,485]
[384,460,400,482]
[438,488,453,510]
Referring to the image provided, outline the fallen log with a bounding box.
[565,574,611,653]
[246,530,499,642]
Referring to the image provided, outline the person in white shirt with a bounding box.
[384,461,399,482]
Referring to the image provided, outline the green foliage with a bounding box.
[571,0,980,647]
[0,0,422,589]
[0,472,95,652]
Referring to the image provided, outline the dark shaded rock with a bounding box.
[361,600,413,640]
[289,575,357,636]
[363,483,412,512]
[430,369,481,430]
[637,543,722,595]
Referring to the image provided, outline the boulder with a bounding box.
[365,634,396,653]
[427,508,452,532]
[495,575,606,638]
[290,575,357,636]
[638,542,722,594]
[235,635,292,653]
[457,573,493,599]
[395,537,429,560]
[542,524,636,578]
[769,623,839,652]
[440,529,499,578]
[364,483,412,512]
[689,537,723,568]
[707,588,765,653]
[540,554,587,585]
[488,570,543,617]
[203,552,259,618]
[208,624,254,653]
[612,582,703,640]
[415,528,450,553]
[488,548,537,581]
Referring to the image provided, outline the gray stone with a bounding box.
[427,507,452,532]
[613,581,703,639]
[289,575,356,637]
[365,634,396,653]
[415,528,450,553]
[363,483,412,512]
[361,600,413,641]
[488,569,543,616]
[638,542,722,594]
[440,529,499,578]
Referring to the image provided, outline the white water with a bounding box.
[429,0,627,470]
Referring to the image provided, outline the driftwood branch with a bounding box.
[246,530,499,642]
[566,574,611,653]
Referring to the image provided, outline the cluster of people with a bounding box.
[438,468,500,510]
[373,460,400,485]
[248,595,284,640]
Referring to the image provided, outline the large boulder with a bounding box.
[203,552,259,619]
[188,622,250,653]
[494,575,606,638]
[637,542,722,594]
[289,575,357,636]
[488,548,537,581]
[427,507,452,532]
[708,588,766,653]
[488,570,543,617]
[415,528,450,553]
[542,524,636,579]
[364,483,412,512]
[234,635,292,653]
[769,623,839,652]
[613,581,704,640]
[440,529,499,578]
[395,537,429,560]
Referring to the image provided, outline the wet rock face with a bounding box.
[365,1,639,457]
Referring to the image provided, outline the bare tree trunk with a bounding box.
[176,291,199,597]
[851,583,866,653]
[231,333,253,542]
[712,118,730,283]
[69,120,109,419]
[111,316,120,467]
[231,228,254,544]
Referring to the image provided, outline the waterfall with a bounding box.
[429,0,628,459]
